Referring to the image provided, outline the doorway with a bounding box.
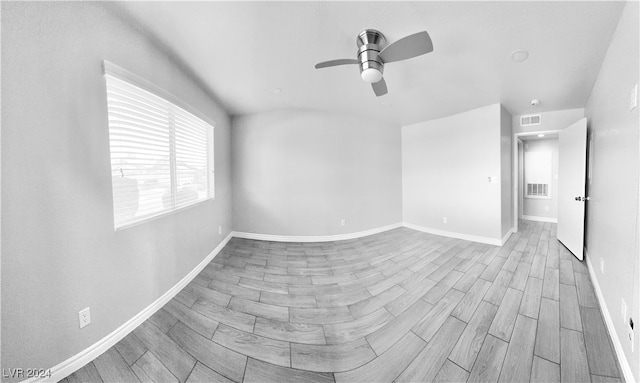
[513,130,560,233]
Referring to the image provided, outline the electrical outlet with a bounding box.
[600,258,604,274]
[218,225,222,235]
[443,217,448,224]
[340,219,346,226]
[545,206,549,212]
[79,307,91,329]
[622,299,627,324]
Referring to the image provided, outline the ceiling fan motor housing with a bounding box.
[357,29,385,82]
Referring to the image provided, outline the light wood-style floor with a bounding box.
[61,221,622,383]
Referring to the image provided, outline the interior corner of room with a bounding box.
[1,1,638,382]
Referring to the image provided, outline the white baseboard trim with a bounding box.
[34,233,233,383]
[501,228,515,245]
[402,222,505,246]
[522,215,558,223]
[232,222,403,243]
[585,249,636,383]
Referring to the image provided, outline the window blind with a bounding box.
[105,68,214,229]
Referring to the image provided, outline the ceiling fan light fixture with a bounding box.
[315,29,433,96]
[361,67,383,83]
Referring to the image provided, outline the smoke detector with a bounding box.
[510,49,529,63]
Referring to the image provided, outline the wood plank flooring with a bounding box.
[60,221,623,383]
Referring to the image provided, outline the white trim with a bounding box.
[585,250,636,383]
[501,228,515,245]
[522,215,558,223]
[102,60,215,127]
[513,130,562,238]
[232,223,403,243]
[32,233,233,383]
[402,222,506,246]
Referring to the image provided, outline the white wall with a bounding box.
[500,106,513,237]
[231,110,402,237]
[1,2,232,378]
[584,1,639,380]
[518,141,524,219]
[402,104,508,244]
[522,138,559,219]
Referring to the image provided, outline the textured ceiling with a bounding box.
[112,1,625,126]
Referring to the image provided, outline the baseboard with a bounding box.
[402,222,505,246]
[501,228,514,245]
[232,222,403,243]
[585,250,636,383]
[34,233,233,383]
[522,215,558,223]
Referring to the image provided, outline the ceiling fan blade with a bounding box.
[372,78,388,97]
[315,59,359,69]
[379,31,433,64]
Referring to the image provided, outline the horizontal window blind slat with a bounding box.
[174,110,209,127]
[106,101,169,123]
[175,147,208,160]
[108,115,170,133]
[107,95,169,121]
[175,119,208,133]
[175,137,207,152]
[106,76,170,110]
[176,144,207,155]
[109,134,170,148]
[107,89,169,113]
[110,141,171,153]
[110,138,170,149]
[175,125,208,141]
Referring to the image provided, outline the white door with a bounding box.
[557,118,588,259]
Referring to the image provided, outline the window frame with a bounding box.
[103,61,215,230]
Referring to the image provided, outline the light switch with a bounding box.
[631,84,638,111]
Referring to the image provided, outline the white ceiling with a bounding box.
[112,1,625,126]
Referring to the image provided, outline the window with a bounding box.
[104,62,214,229]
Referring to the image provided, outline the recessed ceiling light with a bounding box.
[510,49,529,63]
[531,98,540,106]
[271,88,282,94]
[538,134,545,138]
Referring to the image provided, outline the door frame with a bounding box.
[512,130,561,233]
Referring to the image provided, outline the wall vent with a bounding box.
[527,183,549,197]
[521,114,541,126]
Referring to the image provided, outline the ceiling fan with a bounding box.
[315,29,433,97]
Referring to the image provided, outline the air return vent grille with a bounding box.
[527,183,549,197]
[520,114,541,126]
